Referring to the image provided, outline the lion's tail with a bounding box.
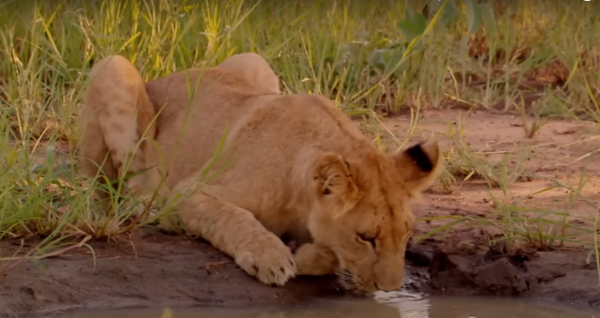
[78,55,157,199]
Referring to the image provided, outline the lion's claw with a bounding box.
[235,235,297,286]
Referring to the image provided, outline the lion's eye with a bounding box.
[357,233,376,248]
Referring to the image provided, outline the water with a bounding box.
[50,291,596,318]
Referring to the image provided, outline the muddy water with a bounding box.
[50,291,595,318]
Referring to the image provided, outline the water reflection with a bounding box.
[375,291,593,318]
[53,292,593,318]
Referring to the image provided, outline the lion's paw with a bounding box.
[235,235,297,286]
[294,243,338,276]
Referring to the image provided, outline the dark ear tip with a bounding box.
[405,142,434,172]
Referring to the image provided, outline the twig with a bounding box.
[0,235,92,262]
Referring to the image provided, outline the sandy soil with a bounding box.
[1,109,599,318]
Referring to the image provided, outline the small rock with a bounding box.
[473,258,529,294]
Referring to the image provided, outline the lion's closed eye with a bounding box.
[357,233,376,248]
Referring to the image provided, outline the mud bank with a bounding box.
[0,227,598,318]
[0,229,345,318]
[405,238,600,309]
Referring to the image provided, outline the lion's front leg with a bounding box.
[294,243,338,276]
[160,187,296,286]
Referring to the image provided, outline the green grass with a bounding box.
[0,0,599,286]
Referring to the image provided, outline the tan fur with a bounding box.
[216,53,280,95]
[78,52,444,291]
[78,55,160,201]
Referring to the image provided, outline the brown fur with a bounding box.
[78,52,444,291]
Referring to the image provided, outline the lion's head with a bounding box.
[307,139,443,292]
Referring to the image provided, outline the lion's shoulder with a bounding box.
[216,53,280,95]
[146,53,280,100]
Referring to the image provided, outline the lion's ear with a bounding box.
[392,139,444,195]
[313,153,361,218]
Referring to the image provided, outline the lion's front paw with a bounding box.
[235,234,297,286]
[294,243,338,276]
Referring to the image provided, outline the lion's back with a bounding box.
[172,92,368,191]
[144,68,372,206]
[145,68,283,186]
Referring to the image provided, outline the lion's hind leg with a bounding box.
[78,55,158,202]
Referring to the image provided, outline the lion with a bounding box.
[77,52,444,292]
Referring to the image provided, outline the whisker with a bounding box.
[335,267,373,296]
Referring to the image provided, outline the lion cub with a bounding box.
[78,52,443,292]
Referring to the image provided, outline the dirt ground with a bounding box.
[386,109,600,308]
[1,109,599,318]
